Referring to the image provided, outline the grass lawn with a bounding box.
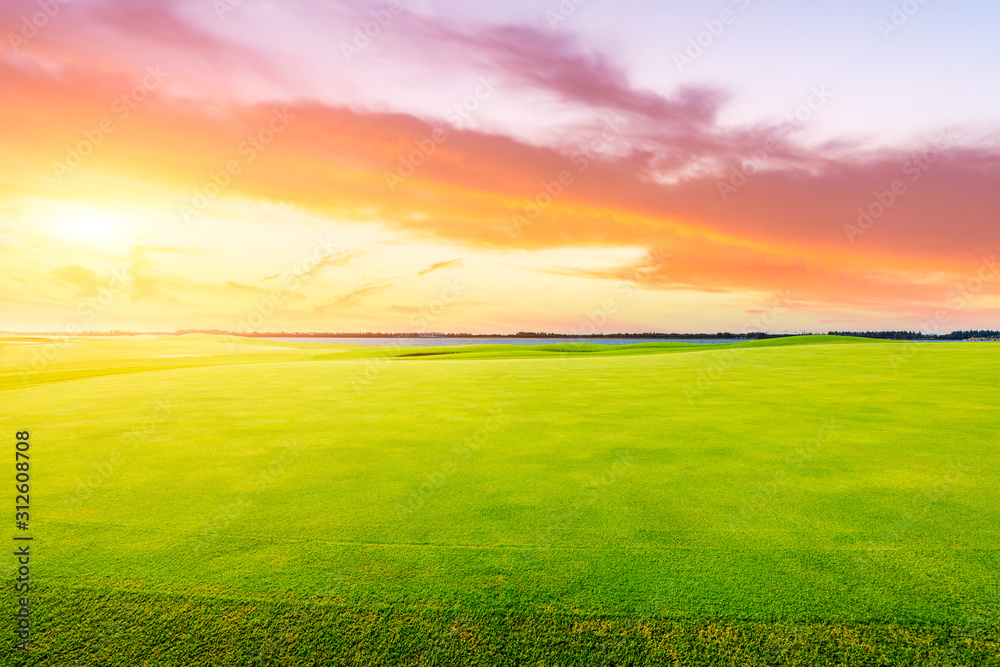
[1,334,997,665]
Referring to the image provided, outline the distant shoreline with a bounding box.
[2,331,770,340]
[2,330,998,341]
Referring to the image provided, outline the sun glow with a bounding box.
[40,202,131,250]
[67,207,120,244]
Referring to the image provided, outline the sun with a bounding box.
[41,202,130,249]
[67,207,118,244]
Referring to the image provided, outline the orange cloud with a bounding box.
[1,26,998,328]
[418,259,463,276]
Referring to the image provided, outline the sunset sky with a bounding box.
[1,0,998,334]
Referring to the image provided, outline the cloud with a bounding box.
[50,264,103,296]
[383,18,810,175]
[522,278,565,298]
[429,24,721,124]
[313,280,394,312]
[293,249,363,282]
[3,24,999,320]
[128,247,166,304]
[418,258,463,276]
[227,281,270,294]
[0,0,277,92]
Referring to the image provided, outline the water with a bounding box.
[261,337,744,347]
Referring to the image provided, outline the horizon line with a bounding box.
[3,329,999,338]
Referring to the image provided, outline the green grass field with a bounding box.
[1,335,998,665]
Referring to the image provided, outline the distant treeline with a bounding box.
[178,330,777,340]
[5,330,997,340]
[828,330,1000,340]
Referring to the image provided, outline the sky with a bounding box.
[1,0,998,334]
